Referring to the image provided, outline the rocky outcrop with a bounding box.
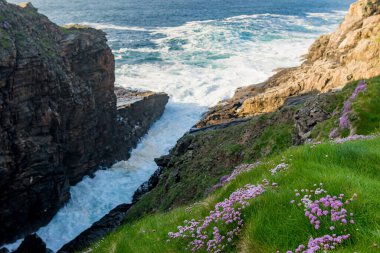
[293,94,335,144]
[132,166,163,203]
[0,1,168,245]
[196,0,380,127]
[114,87,169,161]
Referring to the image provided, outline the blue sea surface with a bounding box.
[5,0,355,251]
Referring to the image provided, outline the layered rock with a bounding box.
[196,0,380,127]
[114,87,169,160]
[0,1,168,244]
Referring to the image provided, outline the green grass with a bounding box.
[59,26,79,35]
[245,122,293,162]
[86,137,380,253]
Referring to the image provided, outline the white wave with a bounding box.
[306,10,347,20]
[114,11,347,108]
[113,47,160,54]
[77,22,150,31]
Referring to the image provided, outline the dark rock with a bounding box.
[14,234,48,253]
[0,248,9,253]
[172,135,194,156]
[132,167,163,203]
[154,155,171,167]
[294,93,334,144]
[114,87,169,161]
[0,2,168,244]
[58,204,132,253]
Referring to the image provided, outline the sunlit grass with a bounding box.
[87,137,380,253]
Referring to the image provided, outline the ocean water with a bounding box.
[4,0,354,251]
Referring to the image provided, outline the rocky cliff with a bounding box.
[114,87,169,161]
[196,0,380,127]
[0,1,168,244]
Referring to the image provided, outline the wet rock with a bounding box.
[0,248,9,253]
[58,204,132,253]
[14,234,52,253]
[154,155,171,167]
[132,167,163,203]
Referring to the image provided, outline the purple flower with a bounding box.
[169,181,269,252]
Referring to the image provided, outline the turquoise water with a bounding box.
[5,0,354,251]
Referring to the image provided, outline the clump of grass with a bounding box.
[59,26,78,35]
[351,76,380,135]
[245,122,293,163]
[225,144,243,156]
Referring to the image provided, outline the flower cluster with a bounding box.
[168,180,270,252]
[287,184,356,252]
[270,163,288,175]
[333,134,376,144]
[330,81,367,139]
[211,162,261,192]
[226,162,261,183]
[292,234,350,253]
[340,81,367,129]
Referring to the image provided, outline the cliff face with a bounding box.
[0,1,168,244]
[114,87,169,160]
[197,0,380,127]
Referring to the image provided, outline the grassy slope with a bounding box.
[86,76,380,253]
[88,137,380,253]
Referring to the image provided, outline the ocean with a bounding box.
[5,0,354,251]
